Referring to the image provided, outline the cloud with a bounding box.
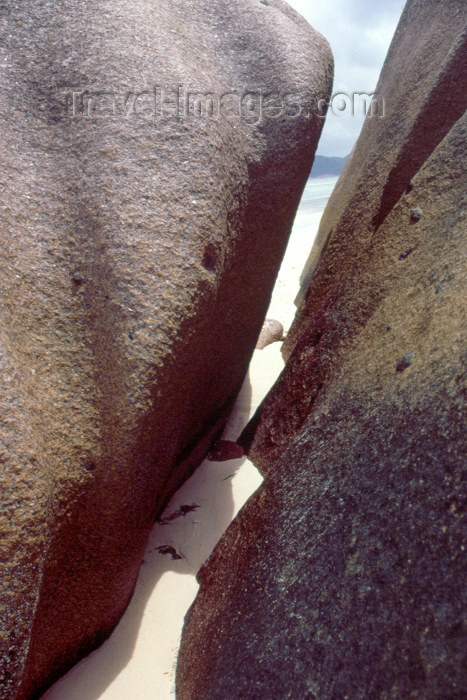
[287,0,407,155]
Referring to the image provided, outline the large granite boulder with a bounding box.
[297,0,467,306]
[177,1,466,697]
[0,1,332,696]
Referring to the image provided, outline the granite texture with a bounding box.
[177,1,466,697]
[0,1,332,696]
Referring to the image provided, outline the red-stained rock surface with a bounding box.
[0,1,332,696]
[177,1,467,697]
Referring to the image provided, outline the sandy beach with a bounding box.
[42,176,337,700]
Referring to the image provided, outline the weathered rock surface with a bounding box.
[177,1,466,697]
[255,318,284,349]
[298,0,467,305]
[0,1,332,696]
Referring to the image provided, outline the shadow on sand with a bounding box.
[42,372,258,700]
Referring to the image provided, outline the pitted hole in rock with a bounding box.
[72,271,84,286]
[202,243,219,272]
[396,353,414,373]
[399,247,416,261]
[410,207,423,223]
[310,330,323,347]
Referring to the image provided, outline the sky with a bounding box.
[287,0,407,156]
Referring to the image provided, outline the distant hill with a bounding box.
[310,155,349,178]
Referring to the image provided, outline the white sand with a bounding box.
[267,210,324,330]
[42,189,325,700]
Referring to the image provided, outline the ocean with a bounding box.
[290,175,338,241]
[302,175,339,212]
